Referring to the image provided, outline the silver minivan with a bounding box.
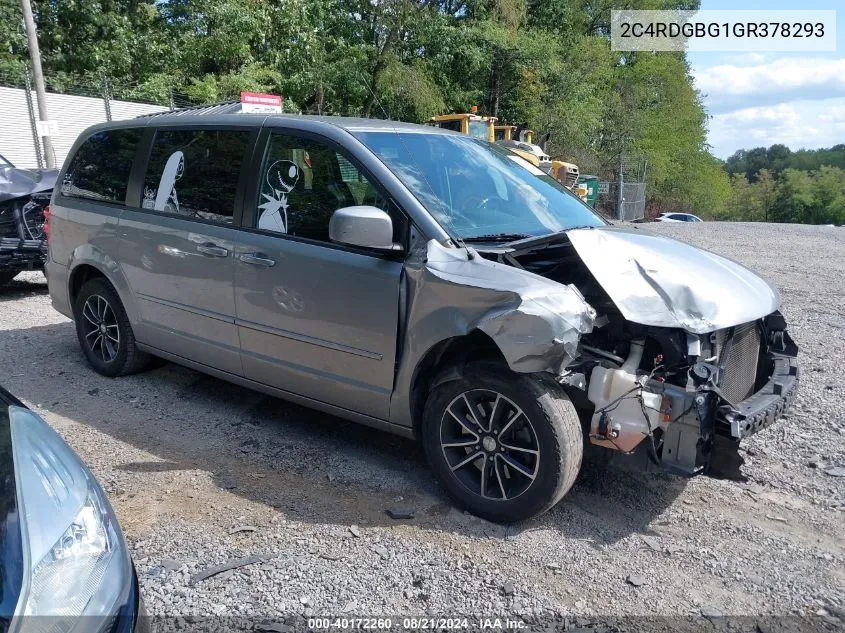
[45,108,799,522]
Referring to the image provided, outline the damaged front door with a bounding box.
[233,131,404,419]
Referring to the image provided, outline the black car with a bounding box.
[0,153,55,285]
[0,386,146,632]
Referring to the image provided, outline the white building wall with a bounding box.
[0,86,167,168]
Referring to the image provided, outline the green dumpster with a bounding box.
[576,175,599,208]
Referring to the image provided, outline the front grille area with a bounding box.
[718,322,761,403]
[0,205,17,238]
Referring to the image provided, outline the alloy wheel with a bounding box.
[440,389,540,501]
[81,294,120,363]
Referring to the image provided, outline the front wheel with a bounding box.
[422,362,583,523]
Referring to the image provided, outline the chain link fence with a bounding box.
[613,155,648,221]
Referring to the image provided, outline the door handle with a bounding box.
[197,244,229,258]
[238,252,276,267]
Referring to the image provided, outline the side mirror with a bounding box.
[329,206,402,252]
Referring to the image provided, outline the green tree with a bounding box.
[755,169,777,222]
[772,169,815,223]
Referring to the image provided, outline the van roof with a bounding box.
[127,102,452,135]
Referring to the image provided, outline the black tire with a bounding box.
[422,362,583,523]
[73,277,151,377]
[0,270,19,285]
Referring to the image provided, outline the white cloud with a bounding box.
[819,105,845,123]
[693,57,845,112]
[707,98,845,158]
[718,104,800,124]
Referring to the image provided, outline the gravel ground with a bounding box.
[0,222,843,630]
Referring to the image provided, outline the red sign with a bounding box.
[239,92,283,113]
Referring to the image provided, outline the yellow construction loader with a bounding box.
[430,112,585,199]
[428,107,496,142]
[551,161,580,189]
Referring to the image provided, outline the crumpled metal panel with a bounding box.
[566,226,780,334]
[0,167,58,203]
[411,240,596,373]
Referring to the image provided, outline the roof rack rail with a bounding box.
[135,101,248,119]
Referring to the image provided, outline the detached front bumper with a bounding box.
[719,353,799,439]
[655,326,799,477]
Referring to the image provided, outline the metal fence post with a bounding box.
[617,153,624,220]
[102,76,112,121]
[23,70,44,169]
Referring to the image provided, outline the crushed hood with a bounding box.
[0,167,58,203]
[565,226,780,334]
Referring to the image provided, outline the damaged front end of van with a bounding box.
[0,164,54,282]
[415,226,799,479]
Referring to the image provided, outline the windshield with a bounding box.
[467,121,491,141]
[355,131,606,240]
[0,154,13,169]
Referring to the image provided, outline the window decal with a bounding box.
[143,150,185,213]
[258,160,300,233]
[61,172,73,194]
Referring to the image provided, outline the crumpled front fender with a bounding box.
[409,240,596,374]
[389,240,596,429]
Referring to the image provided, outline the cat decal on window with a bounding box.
[258,160,299,233]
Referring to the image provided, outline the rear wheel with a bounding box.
[422,362,582,523]
[73,278,150,377]
[0,270,19,285]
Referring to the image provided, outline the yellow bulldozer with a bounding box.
[427,106,496,142]
[492,123,581,192]
[428,110,584,197]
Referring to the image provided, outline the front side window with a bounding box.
[355,131,605,241]
[255,133,390,243]
[61,128,142,203]
[140,129,251,225]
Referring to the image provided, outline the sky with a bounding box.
[688,0,844,159]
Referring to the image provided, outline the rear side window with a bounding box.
[141,129,251,225]
[61,128,142,203]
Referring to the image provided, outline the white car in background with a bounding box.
[654,212,702,223]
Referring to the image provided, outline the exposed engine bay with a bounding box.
[0,192,49,275]
[472,228,799,478]
[0,166,55,277]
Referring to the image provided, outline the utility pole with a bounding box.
[20,0,55,168]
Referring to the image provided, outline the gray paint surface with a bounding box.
[118,209,243,375]
[233,231,402,420]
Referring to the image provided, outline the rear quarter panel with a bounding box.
[47,197,139,326]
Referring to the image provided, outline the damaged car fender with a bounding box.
[389,239,595,429]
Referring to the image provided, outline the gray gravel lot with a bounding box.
[0,222,843,627]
